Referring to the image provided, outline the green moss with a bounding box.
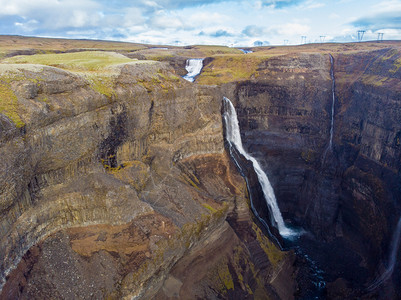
[0,80,24,127]
[37,96,49,103]
[252,223,284,267]
[86,75,116,99]
[217,259,234,290]
[202,203,217,213]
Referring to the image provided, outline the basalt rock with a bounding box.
[205,48,401,298]
[2,40,401,299]
[0,54,292,299]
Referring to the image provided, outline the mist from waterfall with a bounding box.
[368,216,401,291]
[222,97,294,237]
[182,58,204,82]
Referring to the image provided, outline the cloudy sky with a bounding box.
[1,0,401,46]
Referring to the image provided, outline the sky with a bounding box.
[1,0,401,46]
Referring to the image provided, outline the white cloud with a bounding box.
[373,0,401,12]
[329,13,340,19]
[272,22,310,35]
[149,11,184,29]
[0,0,400,46]
[187,12,230,26]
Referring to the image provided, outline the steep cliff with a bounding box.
[0,47,294,299]
[195,43,401,298]
[2,37,401,299]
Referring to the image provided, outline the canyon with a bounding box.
[0,36,400,299]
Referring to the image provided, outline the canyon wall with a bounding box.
[203,47,401,298]
[1,41,401,299]
[0,56,294,299]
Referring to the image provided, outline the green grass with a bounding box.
[193,45,243,56]
[197,54,266,85]
[2,51,134,72]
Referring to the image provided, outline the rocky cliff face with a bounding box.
[0,50,294,299]
[1,39,401,299]
[199,45,401,298]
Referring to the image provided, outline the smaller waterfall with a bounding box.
[322,54,336,162]
[182,58,204,82]
[222,97,294,237]
[238,49,253,54]
[368,216,401,291]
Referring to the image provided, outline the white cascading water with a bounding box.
[222,97,294,237]
[322,54,336,162]
[238,49,253,54]
[182,58,204,82]
[368,216,401,291]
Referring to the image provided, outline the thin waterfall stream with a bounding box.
[323,54,336,163]
[368,216,401,291]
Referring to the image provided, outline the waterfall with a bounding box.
[238,49,253,54]
[182,58,204,82]
[322,54,336,162]
[368,216,401,291]
[222,97,294,238]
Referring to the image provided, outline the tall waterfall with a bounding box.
[182,58,204,82]
[323,54,336,162]
[222,97,293,237]
[368,216,401,291]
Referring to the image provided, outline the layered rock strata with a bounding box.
[0,55,292,298]
[202,48,401,298]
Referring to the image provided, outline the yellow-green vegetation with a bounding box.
[101,155,121,172]
[232,246,253,295]
[0,72,38,127]
[86,74,116,99]
[209,244,271,297]
[202,203,218,213]
[2,51,133,72]
[197,55,266,85]
[212,258,235,292]
[135,68,181,93]
[181,171,201,190]
[390,57,401,74]
[380,49,399,61]
[193,45,243,56]
[252,223,285,267]
[0,80,23,127]
[361,74,388,87]
[0,35,147,53]
[375,49,401,74]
